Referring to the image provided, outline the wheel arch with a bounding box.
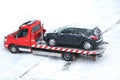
[8,44,19,53]
[8,44,16,48]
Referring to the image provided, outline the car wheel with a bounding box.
[62,53,74,61]
[9,45,19,53]
[48,38,56,46]
[82,41,93,50]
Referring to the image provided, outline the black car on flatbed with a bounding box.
[44,26,103,50]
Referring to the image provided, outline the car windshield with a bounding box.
[54,26,68,33]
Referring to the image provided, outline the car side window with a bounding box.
[74,29,86,37]
[61,28,73,33]
[17,29,28,38]
[74,29,83,34]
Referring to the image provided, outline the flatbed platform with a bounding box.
[32,41,108,61]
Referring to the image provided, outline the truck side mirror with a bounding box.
[19,26,21,29]
[42,23,44,27]
[15,34,18,38]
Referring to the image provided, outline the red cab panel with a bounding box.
[4,20,46,49]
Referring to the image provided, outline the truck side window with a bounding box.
[61,28,73,33]
[32,25,41,32]
[17,29,28,38]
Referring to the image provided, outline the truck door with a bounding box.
[15,29,30,47]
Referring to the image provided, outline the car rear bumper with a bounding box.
[91,38,103,47]
[96,37,103,43]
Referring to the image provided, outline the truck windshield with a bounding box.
[54,26,67,33]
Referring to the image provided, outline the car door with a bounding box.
[15,29,31,47]
[56,28,74,45]
[73,28,85,46]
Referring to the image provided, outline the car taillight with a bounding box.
[91,35,98,40]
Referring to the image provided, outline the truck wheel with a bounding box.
[62,53,74,61]
[48,38,56,46]
[82,41,93,50]
[9,45,19,53]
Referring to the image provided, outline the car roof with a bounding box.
[66,23,97,29]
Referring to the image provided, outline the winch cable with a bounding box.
[102,19,120,34]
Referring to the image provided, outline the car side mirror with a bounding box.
[59,33,64,36]
[57,32,62,36]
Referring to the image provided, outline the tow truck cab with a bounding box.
[4,20,46,53]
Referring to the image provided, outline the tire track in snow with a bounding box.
[16,57,45,80]
[102,19,120,34]
[62,62,72,70]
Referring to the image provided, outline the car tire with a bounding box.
[47,38,56,46]
[9,45,19,53]
[82,41,93,50]
[62,53,74,61]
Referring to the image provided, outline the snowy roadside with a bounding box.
[0,24,120,80]
[0,0,120,80]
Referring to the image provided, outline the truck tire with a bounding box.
[82,41,93,50]
[62,53,74,61]
[9,45,19,53]
[47,38,56,46]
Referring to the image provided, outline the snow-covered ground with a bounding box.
[0,0,120,80]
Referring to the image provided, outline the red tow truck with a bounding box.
[4,20,107,61]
